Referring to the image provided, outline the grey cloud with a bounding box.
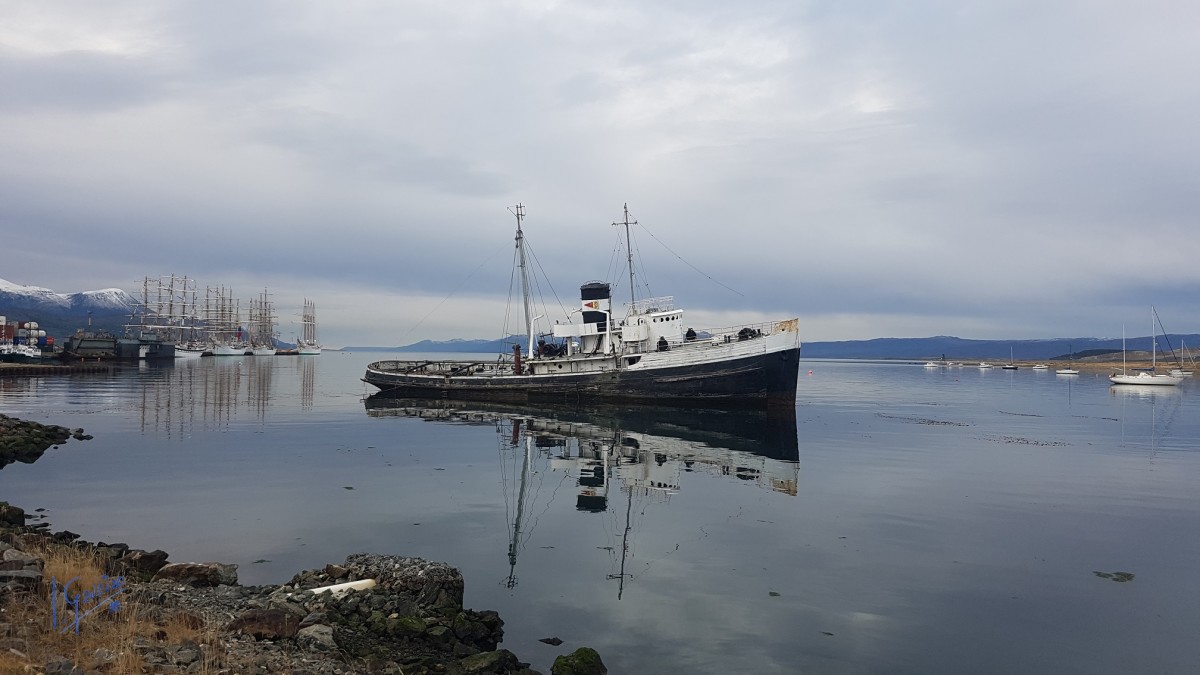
[0,50,165,112]
[251,109,509,197]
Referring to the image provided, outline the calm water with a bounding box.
[2,354,1199,674]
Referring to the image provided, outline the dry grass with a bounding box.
[0,539,222,674]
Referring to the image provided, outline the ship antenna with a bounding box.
[613,204,637,313]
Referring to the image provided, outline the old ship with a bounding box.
[363,205,801,409]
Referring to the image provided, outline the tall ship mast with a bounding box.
[247,288,278,355]
[207,286,246,356]
[297,299,321,355]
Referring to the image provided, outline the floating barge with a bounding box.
[59,330,175,361]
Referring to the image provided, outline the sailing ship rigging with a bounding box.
[297,298,321,355]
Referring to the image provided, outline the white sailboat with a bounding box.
[1001,346,1018,370]
[1055,343,1079,375]
[1109,312,1182,386]
[297,299,321,355]
[1169,338,1194,377]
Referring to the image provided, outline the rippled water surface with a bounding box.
[3,354,1199,674]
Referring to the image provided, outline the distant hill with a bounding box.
[347,333,1200,361]
[0,278,138,338]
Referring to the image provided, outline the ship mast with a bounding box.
[615,204,637,313]
[506,422,532,589]
[513,204,534,357]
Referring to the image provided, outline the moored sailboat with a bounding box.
[1109,312,1182,386]
[1055,343,1079,375]
[1001,346,1018,370]
[296,299,321,355]
[1169,338,1194,377]
[363,204,801,409]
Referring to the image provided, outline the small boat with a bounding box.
[1001,346,1018,369]
[1055,343,1079,375]
[923,361,939,368]
[210,342,247,356]
[364,204,801,409]
[1032,364,1048,370]
[1109,312,1181,386]
[978,362,993,369]
[1168,338,1194,377]
[174,342,211,358]
[0,342,46,364]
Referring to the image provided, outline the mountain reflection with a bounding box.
[363,397,801,595]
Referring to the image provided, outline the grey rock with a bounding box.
[117,549,170,576]
[169,642,202,666]
[551,647,607,675]
[91,648,118,667]
[297,624,337,651]
[0,637,28,652]
[153,562,238,587]
[1,548,39,564]
[0,569,42,583]
[298,611,328,629]
[226,608,300,640]
[460,649,521,674]
[43,659,86,675]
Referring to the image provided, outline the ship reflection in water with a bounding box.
[125,357,314,436]
[363,396,800,596]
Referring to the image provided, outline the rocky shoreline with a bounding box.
[0,414,92,471]
[0,416,606,675]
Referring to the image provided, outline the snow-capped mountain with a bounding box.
[0,277,139,337]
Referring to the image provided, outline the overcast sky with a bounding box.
[2,1,1197,347]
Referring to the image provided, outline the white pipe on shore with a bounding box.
[308,578,377,597]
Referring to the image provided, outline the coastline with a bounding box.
[0,416,606,675]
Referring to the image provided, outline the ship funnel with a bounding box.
[580,282,611,326]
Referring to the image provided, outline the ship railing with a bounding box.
[676,319,797,349]
[626,296,676,315]
[369,359,514,377]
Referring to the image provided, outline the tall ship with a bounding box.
[364,205,801,409]
[247,289,278,355]
[297,299,321,355]
[205,286,247,356]
[134,275,208,358]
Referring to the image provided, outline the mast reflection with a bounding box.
[124,356,318,436]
